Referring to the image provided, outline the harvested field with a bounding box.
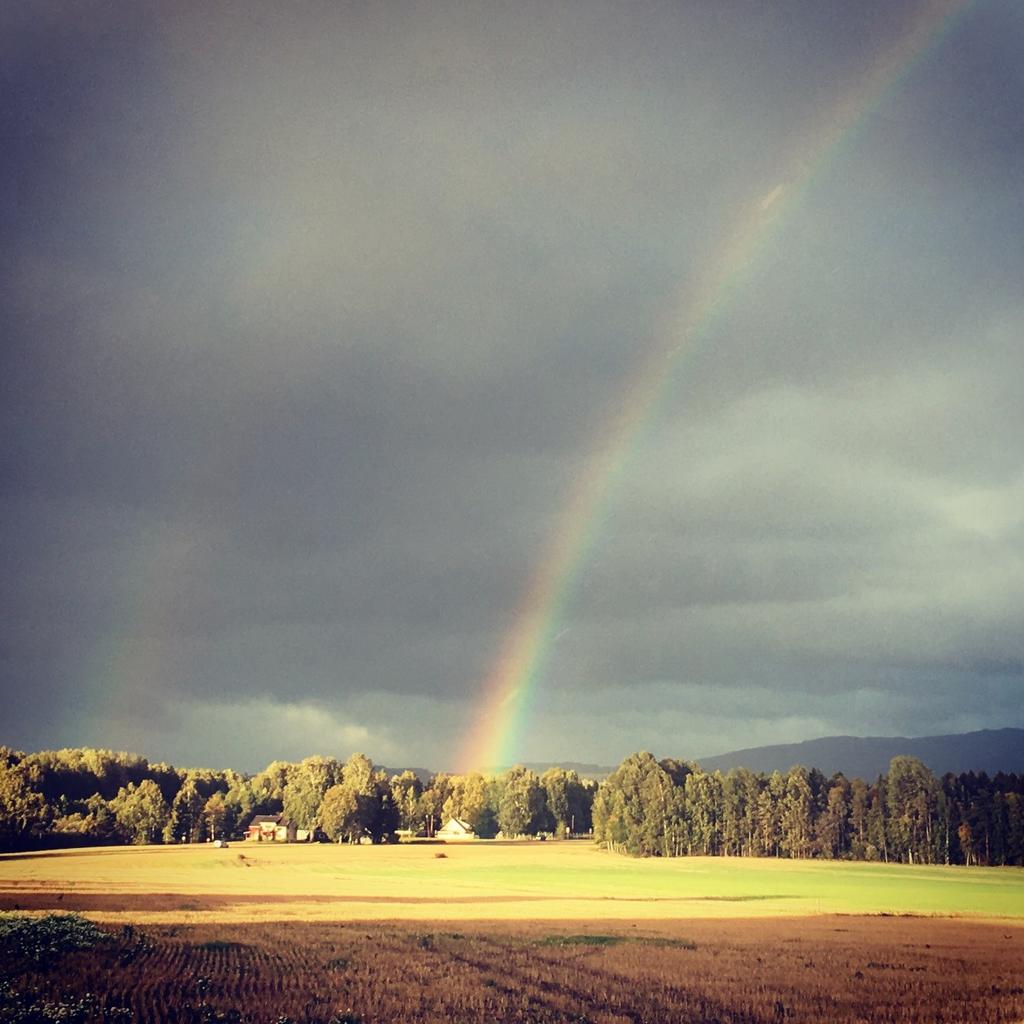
[3,915,1024,1023]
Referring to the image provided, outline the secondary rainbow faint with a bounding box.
[455,0,975,774]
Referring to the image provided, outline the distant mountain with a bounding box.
[389,729,1023,784]
[696,728,1024,779]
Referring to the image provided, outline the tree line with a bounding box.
[1,744,1021,865]
[0,746,594,850]
[592,752,1024,865]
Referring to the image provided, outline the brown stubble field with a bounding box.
[3,844,1024,1022]
[5,916,1024,1023]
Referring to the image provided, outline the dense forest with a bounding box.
[1,745,1022,866]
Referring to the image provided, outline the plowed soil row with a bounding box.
[5,916,1024,1023]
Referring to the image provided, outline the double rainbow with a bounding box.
[456,0,975,773]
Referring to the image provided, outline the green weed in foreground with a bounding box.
[0,913,109,967]
[0,916,134,1024]
[542,934,623,947]
[0,979,132,1024]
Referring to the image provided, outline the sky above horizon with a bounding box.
[2,0,1022,774]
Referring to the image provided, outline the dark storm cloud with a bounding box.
[2,0,1022,769]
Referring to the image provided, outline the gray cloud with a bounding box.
[2,0,1022,771]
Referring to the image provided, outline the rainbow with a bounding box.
[456,0,976,773]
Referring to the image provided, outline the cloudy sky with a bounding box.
[2,0,1022,773]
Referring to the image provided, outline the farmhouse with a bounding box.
[436,817,477,840]
[245,814,312,842]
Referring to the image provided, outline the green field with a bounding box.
[2,841,1022,924]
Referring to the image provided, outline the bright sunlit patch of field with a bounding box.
[1,841,1022,925]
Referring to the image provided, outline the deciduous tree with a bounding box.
[111,780,169,845]
[390,771,423,832]
[498,766,546,838]
[283,756,344,831]
[780,767,813,859]
[0,762,48,850]
[886,756,938,864]
[593,753,683,856]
